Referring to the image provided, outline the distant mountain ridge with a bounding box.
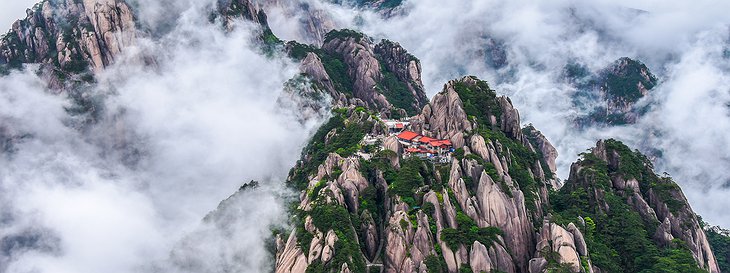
[568,57,659,126]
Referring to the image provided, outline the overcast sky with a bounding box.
[0,0,38,32]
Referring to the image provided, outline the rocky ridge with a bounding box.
[276,74,582,273]
[284,29,428,118]
[275,71,718,272]
[552,139,720,273]
[0,0,137,74]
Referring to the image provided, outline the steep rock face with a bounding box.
[421,76,562,272]
[374,40,429,112]
[276,231,308,273]
[277,72,719,273]
[295,52,349,107]
[288,29,429,116]
[278,76,549,273]
[321,32,390,111]
[415,76,563,272]
[0,0,137,73]
[278,108,377,273]
[413,78,473,147]
[592,140,718,272]
[523,126,558,175]
[360,210,379,261]
[523,126,560,189]
[705,226,730,273]
[531,222,587,273]
[473,166,533,269]
[1,0,278,78]
[498,96,524,142]
[384,203,436,273]
[382,135,402,167]
[336,156,370,213]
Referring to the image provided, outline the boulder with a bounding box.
[470,241,494,273]
[567,223,588,257]
[535,222,582,272]
[383,135,402,167]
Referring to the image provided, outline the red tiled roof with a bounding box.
[418,136,435,143]
[395,123,404,129]
[397,131,419,141]
[430,140,453,147]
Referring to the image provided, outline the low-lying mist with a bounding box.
[1,1,323,272]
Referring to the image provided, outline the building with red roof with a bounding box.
[398,130,453,159]
[397,131,420,142]
[418,136,435,144]
[429,140,452,148]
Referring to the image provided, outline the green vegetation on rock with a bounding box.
[452,79,502,126]
[297,203,367,273]
[286,40,355,96]
[288,109,372,190]
[550,139,704,273]
[324,29,365,44]
[378,64,417,115]
[440,211,504,251]
[603,58,657,103]
[706,226,730,273]
[603,139,685,213]
[452,78,543,211]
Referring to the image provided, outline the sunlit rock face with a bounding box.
[0,0,137,73]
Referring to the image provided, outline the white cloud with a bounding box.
[0,0,39,33]
[1,2,323,273]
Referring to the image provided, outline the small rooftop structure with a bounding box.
[429,140,452,148]
[418,136,435,144]
[398,130,454,162]
[397,131,420,142]
[384,119,410,134]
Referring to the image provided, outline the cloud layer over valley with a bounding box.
[0,1,322,272]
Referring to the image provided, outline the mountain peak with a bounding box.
[0,0,137,75]
[555,139,720,273]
